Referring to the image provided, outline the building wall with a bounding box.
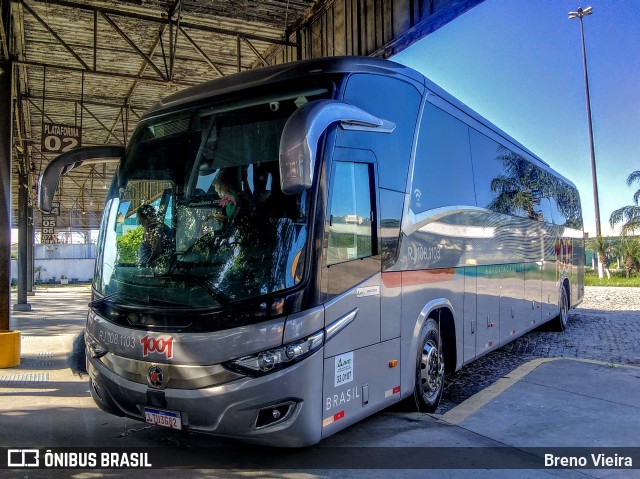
[35,244,95,259]
[10,244,96,284]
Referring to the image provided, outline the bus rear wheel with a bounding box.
[414,318,445,413]
[551,284,570,331]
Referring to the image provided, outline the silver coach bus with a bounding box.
[39,57,584,447]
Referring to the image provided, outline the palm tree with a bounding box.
[612,236,640,278]
[618,236,640,277]
[610,171,640,235]
[607,237,625,269]
[34,265,46,280]
[489,147,543,220]
[585,235,611,278]
[488,147,582,226]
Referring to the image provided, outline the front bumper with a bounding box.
[87,348,324,447]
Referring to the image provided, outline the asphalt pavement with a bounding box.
[1,285,639,478]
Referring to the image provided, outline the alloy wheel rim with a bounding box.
[420,340,443,397]
[561,289,569,326]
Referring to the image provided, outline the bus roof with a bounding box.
[144,56,424,118]
[143,56,575,190]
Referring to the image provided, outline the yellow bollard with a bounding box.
[0,331,21,368]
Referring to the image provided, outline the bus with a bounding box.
[39,56,584,447]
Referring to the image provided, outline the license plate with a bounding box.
[144,407,182,430]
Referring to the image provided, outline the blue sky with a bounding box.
[393,0,640,237]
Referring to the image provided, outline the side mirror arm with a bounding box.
[38,145,124,213]
[279,100,395,195]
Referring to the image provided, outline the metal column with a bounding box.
[0,60,12,329]
[14,168,31,311]
[27,205,35,295]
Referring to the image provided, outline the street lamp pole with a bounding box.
[568,6,604,278]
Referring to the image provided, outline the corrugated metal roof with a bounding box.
[9,0,318,230]
[4,0,485,234]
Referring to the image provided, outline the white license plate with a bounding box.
[144,407,182,430]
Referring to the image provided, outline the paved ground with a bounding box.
[1,285,639,478]
[439,287,640,413]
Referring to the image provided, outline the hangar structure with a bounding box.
[0,0,484,321]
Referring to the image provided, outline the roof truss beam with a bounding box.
[20,0,91,70]
[15,0,297,48]
[99,11,167,81]
[241,35,269,68]
[14,60,199,86]
[82,103,124,145]
[179,26,225,78]
[22,93,149,112]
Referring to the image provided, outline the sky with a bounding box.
[393,0,640,237]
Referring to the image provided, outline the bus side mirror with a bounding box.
[279,100,395,195]
[38,145,125,213]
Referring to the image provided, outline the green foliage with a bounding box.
[609,170,640,235]
[116,226,143,264]
[584,269,640,287]
[585,235,640,273]
[34,265,46,280]
[618,236,640,276]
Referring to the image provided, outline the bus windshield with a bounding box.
[94,87,330,314]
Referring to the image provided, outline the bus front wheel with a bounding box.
[414,318,445,413]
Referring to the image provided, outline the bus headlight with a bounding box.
[225,329,324,375]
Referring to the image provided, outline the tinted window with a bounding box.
[379,188,404,270]
[327,162,373,265]
[411,103,476,213]
[341,74,421,192]
[470,130,507,212]
[94,88,328,315]
[471,129,550,222]
[551,181,583,229]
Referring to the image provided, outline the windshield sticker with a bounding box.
[334,352,354,387]
[140,335,174,359]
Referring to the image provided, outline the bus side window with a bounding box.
[412,103,476,213]
[327,162,374,265]
[341,74,421,192]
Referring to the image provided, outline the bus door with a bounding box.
[321,149,401,436]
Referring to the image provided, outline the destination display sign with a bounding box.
[40,202,60,243]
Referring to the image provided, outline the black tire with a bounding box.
[551,284,570,331]
[413,318,445,413]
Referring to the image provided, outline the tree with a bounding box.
[34,265,46,280]
[489,148,541,219]
[116,226,143,264]
[618,236,640,278]
[585,235,611,278]
[610,170,640,235]
[488,147,582,227]
[607,237,625,269]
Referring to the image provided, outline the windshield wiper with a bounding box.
[88,292,120,308]
[91,291,187,309]
[152,272,236,313]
